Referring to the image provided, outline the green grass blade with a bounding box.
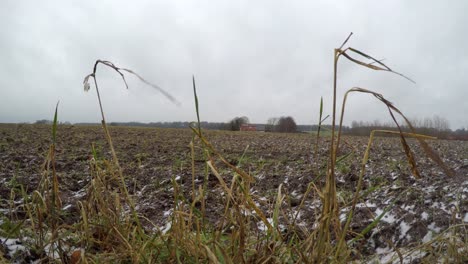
[237,144,250,168]
[91,143,98,160]
[192,75,202,137]
[319,96,323,118]
[350,193,401,245]
[336,152,352,164]
[52,101,59,144]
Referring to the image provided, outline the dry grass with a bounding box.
[1,36,466,263]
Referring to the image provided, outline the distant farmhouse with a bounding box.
[240,124,257,131]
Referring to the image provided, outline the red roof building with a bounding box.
[240,124,257,131]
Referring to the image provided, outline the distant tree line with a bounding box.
[32,115,468,140]
[34,120,71,125]
[347,115,468,140]
[108,121,225,130]
[32,118,337,134]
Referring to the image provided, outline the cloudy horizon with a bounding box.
[1,0,467,129]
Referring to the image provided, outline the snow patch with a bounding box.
[356,202,376,208]
[257,218,286,233]
[375,208,397,223]
[293,210,302,220]
[257,218,273,232]
[73,190,86,199]
[290,190,299,198]
[421,212,429,220]
[403,204,415,213]
[422,231,433,243]
[0,237,27,259]
[399,221,410,239]
[431,202,449,213]
[428,222,441,232]
[161,222,172,234]
[374,247,396,263]
[425,186,436,193]
[163,208,173,217]
[339,213,348,222]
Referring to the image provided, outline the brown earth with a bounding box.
[0,124,467,261]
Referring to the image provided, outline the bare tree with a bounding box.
[227,116,249,131]
[265,117,279,132]
[277,116,297,133]
[266,116,297,133]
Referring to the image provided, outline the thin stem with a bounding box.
[91,65,142,231]
[93,76,106,124]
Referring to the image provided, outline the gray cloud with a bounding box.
[1,0,467,128]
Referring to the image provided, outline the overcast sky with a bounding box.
[1,0,467,129]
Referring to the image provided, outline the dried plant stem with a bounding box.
[83,60,178,236]
[315,42,344,261]
[318,32,426,262]
[336,130,436,259]
[85,61,152,232]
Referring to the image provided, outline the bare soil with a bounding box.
[1,124,467,261]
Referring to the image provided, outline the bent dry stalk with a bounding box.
[316,33,452,262]
[83,60,179,234]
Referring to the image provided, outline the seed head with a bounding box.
[83,74,92,92]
